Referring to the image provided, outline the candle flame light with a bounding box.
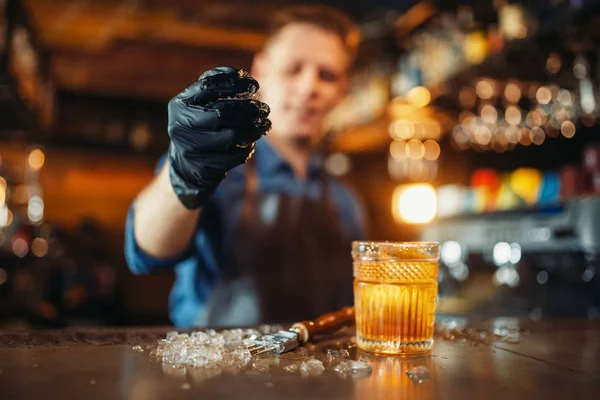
[392,184,437,224]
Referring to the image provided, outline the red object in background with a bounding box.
[472,169,500,191]
[560,165,586,197]
[471,169,500,211]
[583,144,600,194]
[487,27,505,54]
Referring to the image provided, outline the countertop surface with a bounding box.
[1,319,599,399]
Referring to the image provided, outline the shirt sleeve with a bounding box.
[124,153,192,275]
[124,204,192,275]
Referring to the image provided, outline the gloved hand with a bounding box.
[167,67,271,209]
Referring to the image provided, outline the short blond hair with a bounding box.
[264,4,360,61]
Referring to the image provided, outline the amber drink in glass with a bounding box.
[352,241,439,355]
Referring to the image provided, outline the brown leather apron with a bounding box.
[204,155,354,326]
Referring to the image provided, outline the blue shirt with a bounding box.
[124,139,366,327]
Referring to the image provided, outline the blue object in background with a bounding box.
[538,172,561,205]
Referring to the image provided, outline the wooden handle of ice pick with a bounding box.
[291,306,355,343]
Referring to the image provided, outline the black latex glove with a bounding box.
[167,67,271,209]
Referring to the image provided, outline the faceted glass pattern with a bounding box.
[352,242,439,355]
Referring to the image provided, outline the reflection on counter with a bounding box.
[354,352,435,400]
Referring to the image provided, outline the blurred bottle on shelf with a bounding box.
[0,147,118,328]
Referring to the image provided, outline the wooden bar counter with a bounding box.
[1,319,599,399]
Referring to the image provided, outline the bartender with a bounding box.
[125,5,365,327]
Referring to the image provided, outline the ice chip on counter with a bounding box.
[283,363,299,373]
[243,329,261,341]
[166,332,189,342]
[132,345,144,352]
[220,329,244,344]
[406,365,431,383]
[327,349,350,361]
[333,360,372,380]
[299,359,325,377]
[190,331,211,344]
[222,346,252,366]
[151,329,263,370]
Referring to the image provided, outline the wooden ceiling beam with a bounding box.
[51,45,253,100]
[25,0,265,53]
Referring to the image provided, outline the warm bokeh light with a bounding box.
[560,120,576,138]
[499,4,527,39]
[551,103,570,123]
[474,125,492,145]
[389,119,414,140]
[390,140,407,160]
[452,126,471,150]
[505,106,521,125]
[546,53,561,74]
[31,238,49,257]
[476,79,494,99]
[529,127,545,145]
[423,140,441,161]
[412,123,425,140]
[480,104,498,124]
[504,82,521,103]
[392,184,437,224]
[536,86,552,104]
[518,127,532,146]
[526,108,547,127]
[0,179,6,208]
[12,238,29,258]
[129,122,152,151]
[505,125,519,143]
[406,139,425,160]
[459,110,475,124]
[406,86,431,108]
[28,148,45,171]
[557,90,574,106]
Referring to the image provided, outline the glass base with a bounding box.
[357,336,433,356]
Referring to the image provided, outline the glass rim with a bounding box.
[352,241,439,262]
[352,241,439,248]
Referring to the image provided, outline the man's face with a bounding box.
[252,23,350,144]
